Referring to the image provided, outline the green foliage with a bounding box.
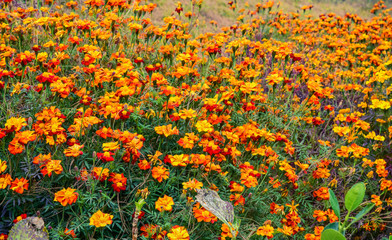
[320,229,346,240]
[322,183,375,239]
[344,182,365,212]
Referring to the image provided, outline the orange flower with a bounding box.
[54,188,78,206]
[178,133,199,149]
[40,160,63,177]
[4,117,27,132]
[64,144,84,157]
[138,160,151,170]
[256,224,274,239]
[10,177,29,194]
[155,195,174,212]
[108,173,127,192]
[192,203,218,223]
[229,194,245,206]
[313,187,330,201]
[169,154,188,167]
[64,228,77,238]
[92,167,110,181]
[371,194,382,206]
[33,153,52,165]
[313,210,327,222]
[182,178,203,191]
[336,146,350,158]
[96,126,113,139]
[13,214,27,223]
[229,181,244,192]
[102,141,120,152]
[167,226,189,240]
[15,130,36,145]
[0,159,7,173]
[8,138,25,155]
[0,174,12,189]
[151,166,170,182]
[89,210,113,228]
[154,124,179,137]
[195,120,213,132]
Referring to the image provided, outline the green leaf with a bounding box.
[352,203,375,223]
[329,189,340,218]
[324,222,339,231]
[321,229,346,240]
[344,182,366,212]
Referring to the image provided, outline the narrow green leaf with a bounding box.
[345,182,366,212]
[321,229,346,240]
[329,189,340,218]
[352,203,375,223]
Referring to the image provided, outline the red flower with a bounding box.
[97,152,114,162]
[13,214,27,223]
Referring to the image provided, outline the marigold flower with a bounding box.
[8,138,25,155]
[371,194,382,206]
[54,188,78,206]
[313,187,330,201]
[154,124,179,137]
[192,203,218,223]
[138,160,151,170]
[64,228,77,238]
[102,141,120,152]
[96,127,113,139]
[92,167,110,181]
[313,210,327,222]
[0,159,6,174]
[64,144,84,157]
[40,159,63,177]
[167,226,189,240]
[109,173,127,192]
[169,154,188,167]
[229,194,245,206]
[89,210,113,228]
[97,152,114,162]
[0,174,12,189]
[10,177,29,194]
[256,224,274,239]
[182,178,203,191]
[13,214,27,223]
[155,195,174,212]
[151,166,170,182]
[195,120,213,132]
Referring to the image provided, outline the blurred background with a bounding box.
[150,0,392,32]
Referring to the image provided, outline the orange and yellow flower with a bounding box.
[155,195,174,212]
[10,177,29,194]
[54,188,79,206]
[167,226,189,240]
[89,210,113,228]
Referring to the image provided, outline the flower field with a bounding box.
[1,0,392,239]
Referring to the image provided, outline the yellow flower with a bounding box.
[155,195,174,212]
[182,178,203,191]
[37,52,48,62]
[256,224,274,238]
[0,159,6,174]
[89,210,113,228]
[54,188,78,207]
[102,141,120,151]
[167,225,189,240]
[195,120,213,132]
